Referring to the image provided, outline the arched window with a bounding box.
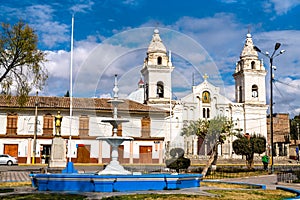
[157,81,164,98]
[251,61,255,69]
[207,108,210,118]
[203,108,206,118]
[202,91,210,103]
[157,57,162,65]
[252,85,258,98]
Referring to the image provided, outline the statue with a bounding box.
[54,111,63,136]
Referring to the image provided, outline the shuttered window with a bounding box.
[79,115,89,136]
[6,113,18,135]
[141,116,151,137]
[43,114,53,135]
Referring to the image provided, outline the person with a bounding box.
[296,146,299,163]
[54,111,63,136]
[262,155,269,170]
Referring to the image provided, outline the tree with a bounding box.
[165,148,190,173]
[64,90,70,97]
[232,134,266,169]
[181,116,234,177]
[0,20,48,104]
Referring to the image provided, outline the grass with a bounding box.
[101,190,296,200]
[204,170,269,179]
[0,181,32,188]
[201,181,260,189]
[2,193,87,200]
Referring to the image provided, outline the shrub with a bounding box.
[166,148,190,173]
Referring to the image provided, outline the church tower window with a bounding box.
[252,85,258,98]
[203,108,206,118]
[157,56,162,65]
[157,81,164,98]
[251,61,255,69]
[239,86,243,103]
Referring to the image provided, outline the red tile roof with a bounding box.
[0,95,168,114]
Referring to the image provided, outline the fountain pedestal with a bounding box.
[49,136,67,168]
[97,135,133,175]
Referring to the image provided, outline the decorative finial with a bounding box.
[247,26,252,38]
[203,73,209,81]
[113,74,119,99]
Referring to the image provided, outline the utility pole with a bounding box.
[254,43,285,174]
[32,91,38,164]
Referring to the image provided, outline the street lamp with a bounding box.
[254,43,285,174]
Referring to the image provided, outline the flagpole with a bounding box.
[69,15,74,162]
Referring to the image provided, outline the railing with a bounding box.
[203,166,264,179]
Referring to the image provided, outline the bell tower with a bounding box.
[233,32,267,105]
[141,29,174,106]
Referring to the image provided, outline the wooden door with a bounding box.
[77,145,90,163]
[4,144,18,157]
[139,146,152,163]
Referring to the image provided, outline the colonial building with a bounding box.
[0,96,168,164]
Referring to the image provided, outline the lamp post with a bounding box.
[254,43,285,174]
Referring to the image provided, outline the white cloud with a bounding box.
[265,0,300,15]
[218,0,238,3]
[1,4,70,49]
[25,5,69,48]
[37,12,300,116]
[70,0,94,13]
[273,78,300,116]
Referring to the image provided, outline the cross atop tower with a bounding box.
[203,73,209,81]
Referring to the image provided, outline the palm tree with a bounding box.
[181,116,233,177]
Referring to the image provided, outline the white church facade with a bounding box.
[128,30,268,159]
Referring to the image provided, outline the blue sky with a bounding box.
[1,0,300,117]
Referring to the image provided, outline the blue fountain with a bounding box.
[29,75,202,192]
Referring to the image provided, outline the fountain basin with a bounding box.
[96,136,133,146]
[29,173,202,192]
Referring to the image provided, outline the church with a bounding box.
[128,29,268,159]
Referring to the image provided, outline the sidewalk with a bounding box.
[0,171,31,182]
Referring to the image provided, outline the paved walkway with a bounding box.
[0,171,31,182]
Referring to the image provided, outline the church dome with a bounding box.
[147,29,167,53]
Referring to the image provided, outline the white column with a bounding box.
[129,141,133,164]
[159,141,163,164]
[27,138,32,164]
[98,140,102,164]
